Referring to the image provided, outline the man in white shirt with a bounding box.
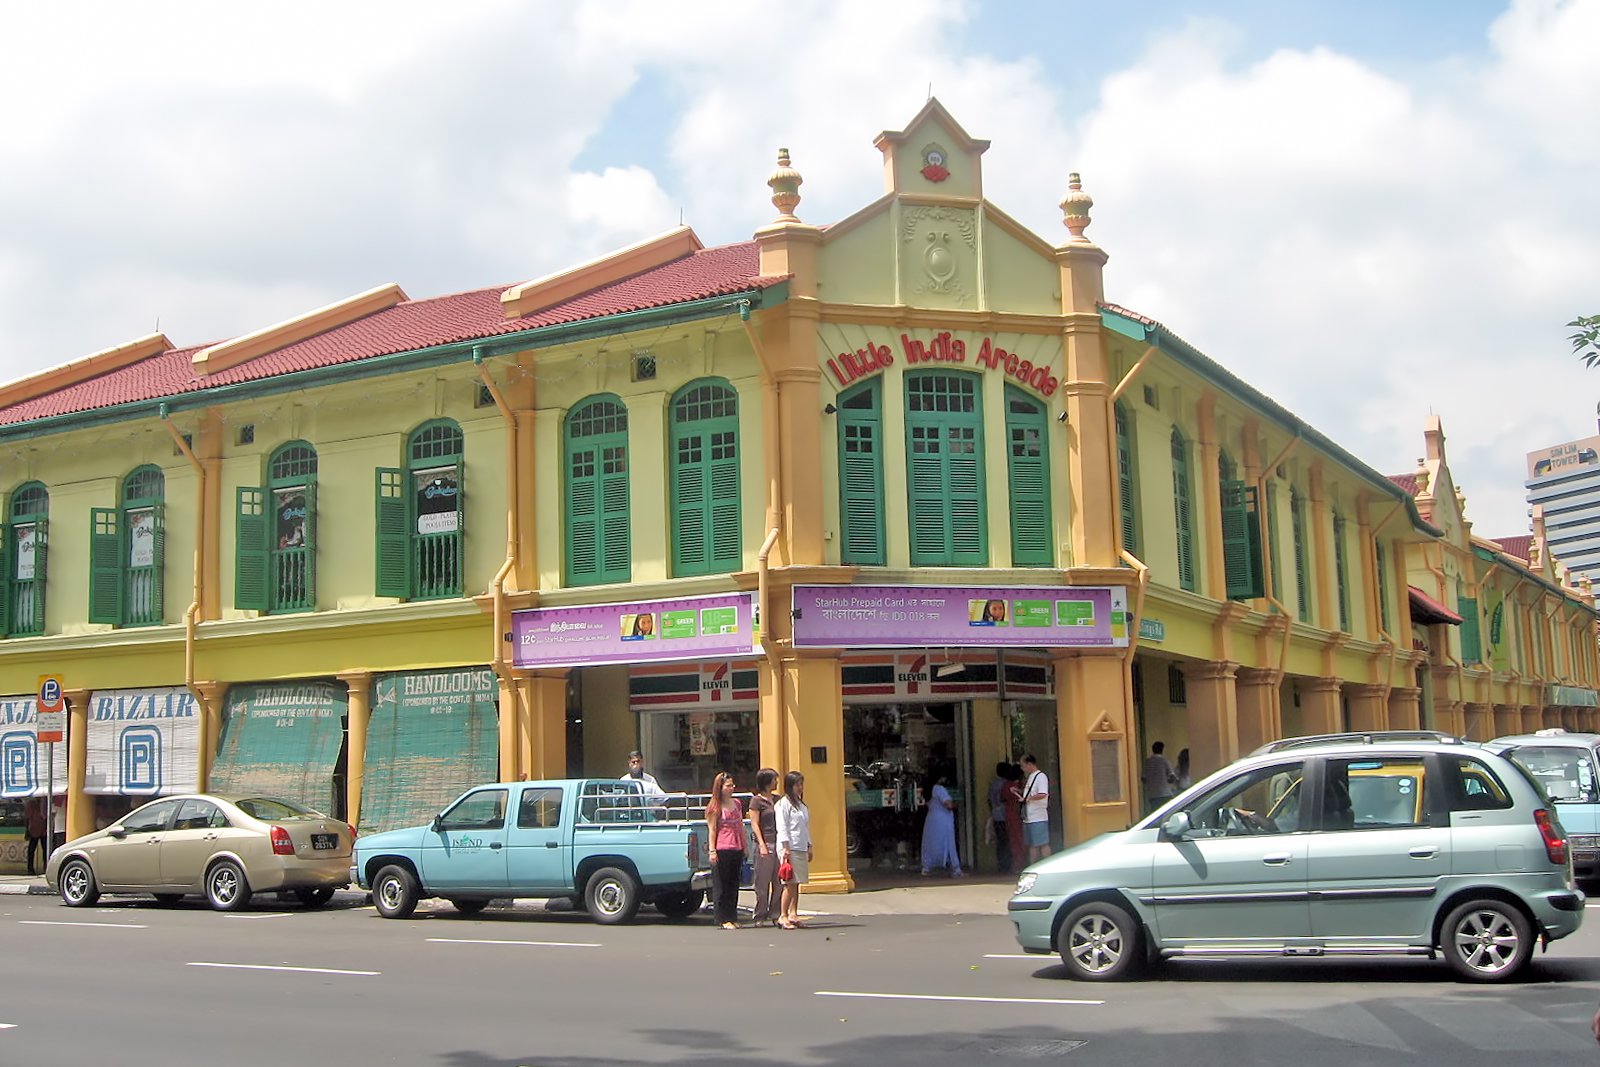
[1020,753,1051,863]
[620,751,666,798]
[1141,740,1178,814]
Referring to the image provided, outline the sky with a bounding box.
[0,0,1595,539]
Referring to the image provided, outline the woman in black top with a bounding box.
[747,768,781,927]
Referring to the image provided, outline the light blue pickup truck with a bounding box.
[350,778,713,924]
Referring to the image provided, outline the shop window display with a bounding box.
[640,710,758,794]
[845,704,966,869]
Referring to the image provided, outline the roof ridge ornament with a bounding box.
[768,147,803,223]
[1061,172,1094,242]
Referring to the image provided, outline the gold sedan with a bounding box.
[45,794,353,911]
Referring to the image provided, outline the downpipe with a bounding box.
[158,406,210,768]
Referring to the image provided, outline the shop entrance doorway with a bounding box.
[843,702,974,873]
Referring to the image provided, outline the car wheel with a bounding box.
[653,889,705,919]
[59,859,100,907]
[448,898,490,915]
[1058,901,1142,981]
[205,860,252,912]
[1441,898,1533,982]
[152,893,184,905]
[585,866,641,925]
[295,887,337,908]
[373,865,420,919]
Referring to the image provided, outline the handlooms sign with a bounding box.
[825,330,1060,398]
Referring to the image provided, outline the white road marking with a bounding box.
[222,912,294,920]
[20,920,147,929]
[983,953,1047,959]
[0,1023,16,1029]
[427,937,602,948]
[816,991,1103,1006]
[187,962,379,976]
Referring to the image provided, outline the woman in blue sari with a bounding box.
[920,770,962,877]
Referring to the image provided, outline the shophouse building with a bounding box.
[1,101,1596,884]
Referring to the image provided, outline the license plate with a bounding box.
[312,833,337,851]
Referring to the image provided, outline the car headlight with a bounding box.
[1013,873,1037,895]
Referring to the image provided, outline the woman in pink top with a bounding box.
[706,772,746,930]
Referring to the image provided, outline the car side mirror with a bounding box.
[430,814,444,833]
[107,826,127,839]
[1162,811,1193,840]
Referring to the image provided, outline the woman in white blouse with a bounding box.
[774,770,811,930]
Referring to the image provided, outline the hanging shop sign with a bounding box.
[83,686,201,796]
[0,693,68,798]
[628,661,760,712]
[1138,618,1165,643]
[359,668,499,835]
[792,584,1129,649]
[209,681,348,813]
[514,592,758,670]
[823,329,1061,397]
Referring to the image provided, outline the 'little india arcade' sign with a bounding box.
[826,331,1061,398]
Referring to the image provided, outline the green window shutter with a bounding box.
[1333,515,1350,632]
[1375,542,1391,632]
[669,382,739,577]
[1291,491,1310,622]
[565,392,631,585]
[235,487,270,612]
[599,448,631,580]
[837,383,885,566]
[906,373,986,566]
[1266,482,1283,606]
[1115,402,1137,556]
[1171,430,1195,592]
[1005,387,1052,566]
[567,445,600,581]
[1459,596,1482,662]
[1220,480,1264,600]
[0,524,13,636]
[149,502,166,624]
[89,507,122,624]
[374,467,409,599]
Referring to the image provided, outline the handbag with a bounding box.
[778,860,794,883]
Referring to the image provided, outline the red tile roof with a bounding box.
[1387,473,1420,496]
[1408,585,1462,626]
[1492,535,1533,561]
[0,241,782,428]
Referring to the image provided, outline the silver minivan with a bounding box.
[1009,732,1583,982]
[1486,730,1600,884]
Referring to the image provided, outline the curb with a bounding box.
[0,883,52,895]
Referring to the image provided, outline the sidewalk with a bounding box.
[0,871,1016,916]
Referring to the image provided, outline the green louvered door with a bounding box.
[565,398,631,585]
[236,487,270,612]
[374,467,410,599]
[670,382,740,577]
[906,373,986,567]
[1171,431,1195,591]
[837,381,885,565]
[89,508,123,624]
[1220,479,1264,600]
[1005,386,1052,566]
[1115,402,1138,555]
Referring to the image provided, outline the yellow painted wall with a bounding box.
[816,211,897,307]
[980,217,1060,317]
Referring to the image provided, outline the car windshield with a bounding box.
[234,797,324,821]
[1502,746,1598,804]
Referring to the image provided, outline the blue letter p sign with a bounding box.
[119,726,162,794]
[1,731,33,797]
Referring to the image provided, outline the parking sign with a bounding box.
[36,674,64,743]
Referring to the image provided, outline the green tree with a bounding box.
[1571,315,1600,368]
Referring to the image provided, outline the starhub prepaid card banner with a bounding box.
[791,585,1129,649]
[512,592,758,669]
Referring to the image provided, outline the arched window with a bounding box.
[1291,488,1310,623]
[1332,511,1350,631]
[1115,401,1138,555]
[91,465,166,626]
[238,442,318,613]
[376,420,464,600]
[1170,429,1195,592]
[3,482,49,636]
[669,380,741,577]
[565,396,630,585]
[1218,449,1262,600]
[836,380,885,566]
[1004,386,1052,566]
[906,372,986,566]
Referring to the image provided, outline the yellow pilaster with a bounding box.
[1196,393,1226,595]
[1056,198,1115,569]
[527,670,570,779]
[1493,704,1520,737]
[1463,702,1494,741]
[1346,682,1388,733]
[1308,463,1336,632]
[1434,699,1465,737]
[780,651,850,892]
[1387,687,1422,731]
[65,688,91,841]
[197,410,224,621]
[193,680,226,792]
[1235,668,1282,753]
[1526,705,1546,732]
[497,674,518,782]
[338,670,371,826]
[1181,661,1240,781]
[1300,677,1343,735]
[1054,651,1136,844]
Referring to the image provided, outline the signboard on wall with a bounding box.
[514,593,759,669]
[1527,435,1600,480]
[83,687,201,796]
[792,585,1129,650]
[0,693,68,798]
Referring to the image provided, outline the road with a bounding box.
[4,890,1600,1066]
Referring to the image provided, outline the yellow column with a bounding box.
[1055,190,1117,570]
[1435,699,1465,738]
[782,652,849,892]
[1300,677,1343,735]
[1308,464,1336,632]
[1235,668,1283,753]
[1346,683,1389,733]
[497,675,519,782]
[64,688,92,842]
[193,680,226,792]
[1182,661,1240,781]
[1493,705,1520,737]
[1463,702,1494,741]
[1387,687,1422,731]
[338,671,371,829]
[1525,705,1546,732]
[526,671,570,779]
[1055,651,1136,845]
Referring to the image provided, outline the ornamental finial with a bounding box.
[768,148,803,223]
[1061,172,1094,242]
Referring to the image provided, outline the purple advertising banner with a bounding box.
[791,584,1130,649]
[512,593,759,669]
